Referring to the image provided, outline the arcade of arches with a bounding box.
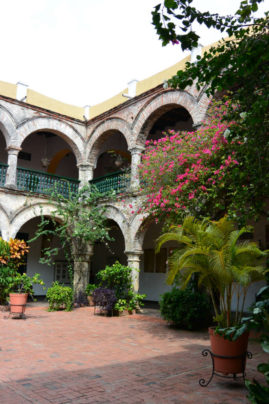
[1,86,266,306]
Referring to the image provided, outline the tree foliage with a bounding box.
[30,185,114,280]
[152,1,269,221]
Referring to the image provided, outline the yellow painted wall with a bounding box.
[27,89,84,120]
[90,55,191,119]
[0,81,17,99]
[136,55,191,96]
[90,88,128,119]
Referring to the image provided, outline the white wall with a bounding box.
[19,217,65,295]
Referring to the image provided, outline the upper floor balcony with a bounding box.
[0,162,130,198]
[16,166,80,198]
[90,170,130,194]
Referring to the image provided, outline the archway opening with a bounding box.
[0,130,7,187]
[92,131,130,178]
[16,216,68,296]
[139,221,178,302]
[91,219,126,283]
[20,131,78,179]
[144,105,193,143]
[0,129,7,164]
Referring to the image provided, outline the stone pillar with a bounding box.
[72,244,94,303]
[129,146,144,190]
[77,163,94,188]
[5,146,21,189]
[125,250,143,293]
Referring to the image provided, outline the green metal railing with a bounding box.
[0,162,8,187]
[17,167,80,198]
[90,170,130,194]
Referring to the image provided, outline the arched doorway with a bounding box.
[0,129,7,186]
[145,105,193,143]
[16,216,68,296]
[92,131,131,178]
[18,131,79,195]
[91,219,126,283]
[139,221,178,301]
[19,131,78,177]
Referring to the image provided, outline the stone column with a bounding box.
[72,243,94,303]
[77,163,94,188]
[129,146,144,191]
[125,250,143,293]
[5,146,21,189]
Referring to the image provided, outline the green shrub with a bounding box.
[85,283,97,296]
[46,281,73,311]
[160,287,212,330]
[97,261,133,299]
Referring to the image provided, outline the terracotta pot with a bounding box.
[87,295,94,306]
[9,293,28,314]
[209,327,249,375]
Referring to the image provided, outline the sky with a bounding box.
[0,0,267,107]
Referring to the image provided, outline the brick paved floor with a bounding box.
[0,306,267,404]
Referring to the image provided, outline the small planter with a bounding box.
[9,293,28,316]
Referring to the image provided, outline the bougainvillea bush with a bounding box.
[139,98,266,227]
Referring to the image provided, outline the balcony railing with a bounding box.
[0,162,8,187]
[17,167,79,198]
[90,170,130,194]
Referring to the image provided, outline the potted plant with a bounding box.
[0,237,32,312]
[156,216,267,377]
[9,272,44,315]
[114,298,128,316]
[85,283,97,306]
[92,287,117,316]
[46,281,73,311]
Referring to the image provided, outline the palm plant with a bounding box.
[156,216,267,329]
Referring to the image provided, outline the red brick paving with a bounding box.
[0,306,267,403]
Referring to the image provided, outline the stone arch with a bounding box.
[103,204,128,246]
[0,105,17,147]
[17,117,84,164]
[132,90,208,145]
[127,211,150,252]
[86,118,132,165]
[0,203,10,240]
[9,202,61,239]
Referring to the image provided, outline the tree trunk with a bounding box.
[72,243,93,304]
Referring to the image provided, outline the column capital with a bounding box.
[128,146,145,155]
[6,146,21,154]
[77,162,95,170]
[125,250,143,259]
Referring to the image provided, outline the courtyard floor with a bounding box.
[0,305,267,404]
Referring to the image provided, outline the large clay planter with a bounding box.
[209,327,249,375]
[9,293,28,315]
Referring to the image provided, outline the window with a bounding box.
[143,248,167,273]
[54,261,71,285]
